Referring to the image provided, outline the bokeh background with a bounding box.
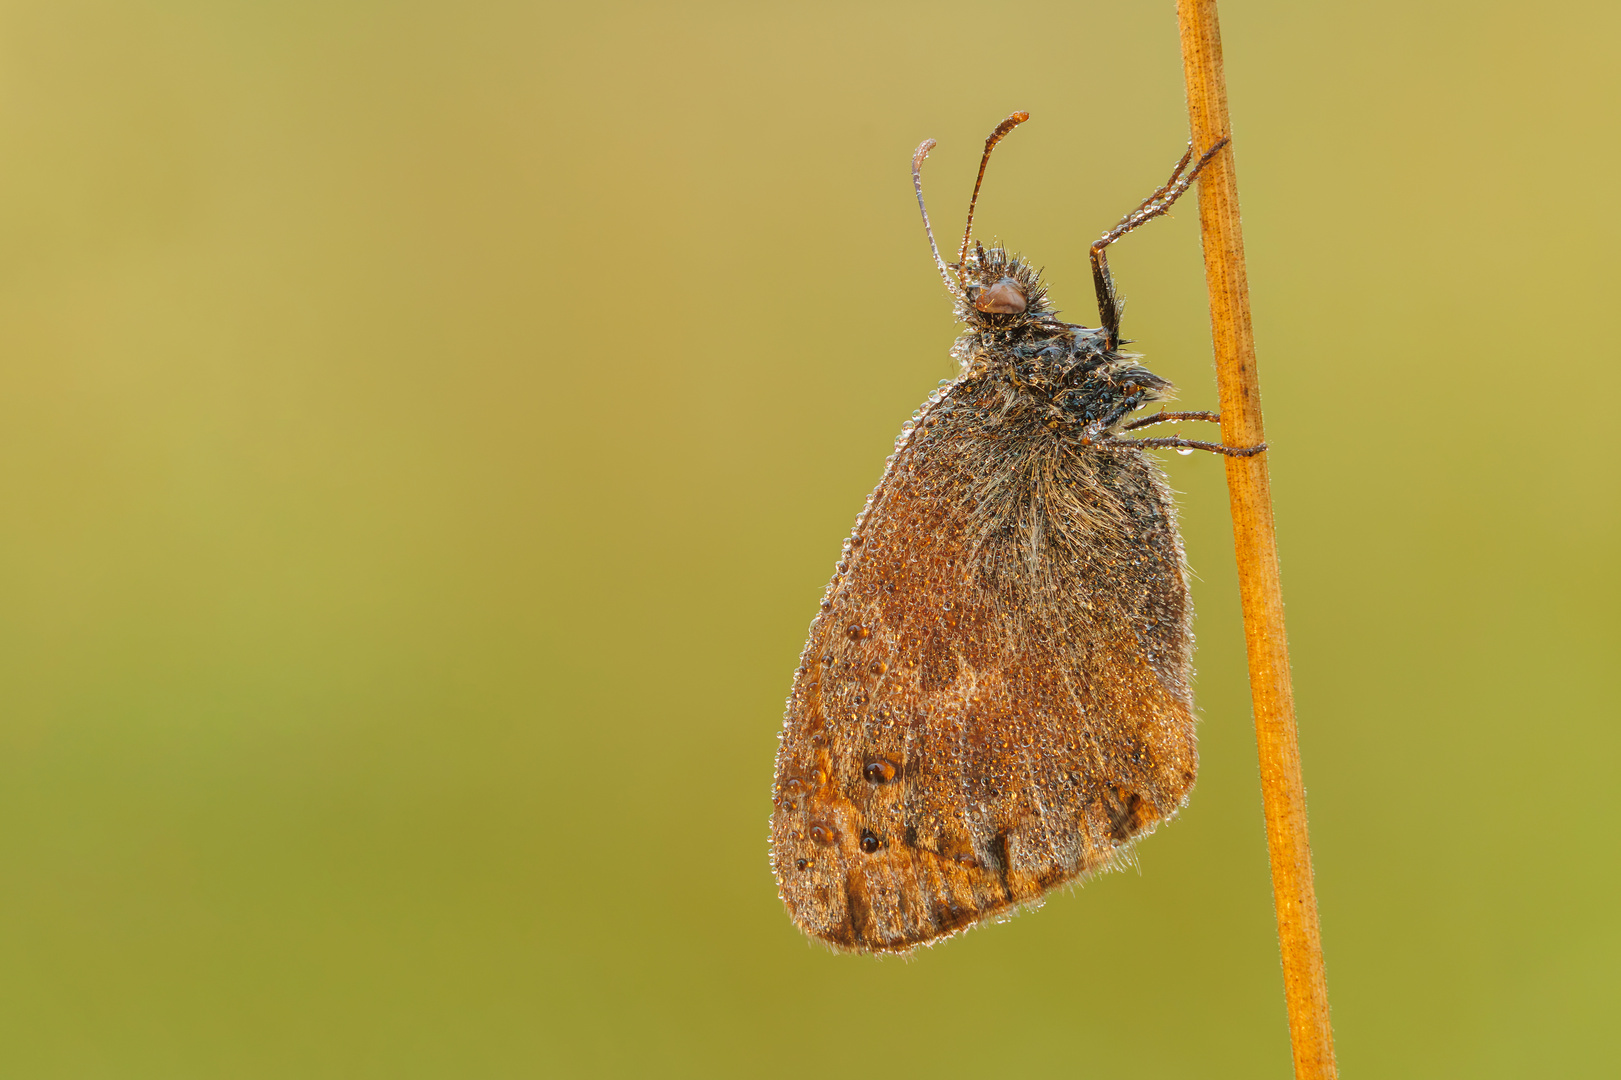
[1,1,1616,1076]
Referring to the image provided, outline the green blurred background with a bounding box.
[1,1,1615,1076]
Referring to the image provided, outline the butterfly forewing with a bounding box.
[771,374,1198,953]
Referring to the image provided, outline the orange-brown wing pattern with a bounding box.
[770,379,1197,952]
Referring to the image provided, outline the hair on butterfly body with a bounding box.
[770,112,1262,954]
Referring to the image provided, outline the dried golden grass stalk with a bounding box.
[1176,3,1340,1076]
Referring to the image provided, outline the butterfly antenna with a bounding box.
[911,139,958,295]
[956,111,1030,281]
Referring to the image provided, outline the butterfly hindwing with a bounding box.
[771,376,1198,953]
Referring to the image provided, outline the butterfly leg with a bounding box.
[1100,435,1266,458]
[1108,408,1260,455]
[1080,398,1215,446]
[1090,139,1229,349]
[1122,409,1221,431]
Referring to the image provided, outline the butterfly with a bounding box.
[769,112,1261,953]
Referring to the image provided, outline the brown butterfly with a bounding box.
[769,112,1262,953]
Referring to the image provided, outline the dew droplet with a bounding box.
[870,659,888,675]
[863,758,898,784]
[808,823,839,846]
[860,831,881,854]
[1177,446,1194,456]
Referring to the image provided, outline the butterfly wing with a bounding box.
[770,381,1197,952]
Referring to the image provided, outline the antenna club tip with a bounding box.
[911,139,937,170]
[986,111,1031,145]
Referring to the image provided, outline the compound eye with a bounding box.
[973,277,1027,314]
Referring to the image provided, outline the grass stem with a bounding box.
[1176,3,1340,1076]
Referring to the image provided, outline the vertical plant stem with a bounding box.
[1175,3,1339,1077]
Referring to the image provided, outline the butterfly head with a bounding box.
[954,243,1054,333]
